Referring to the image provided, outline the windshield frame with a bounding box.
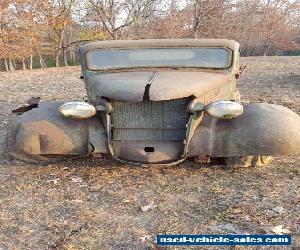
[84,47,234,71]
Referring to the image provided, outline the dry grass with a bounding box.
[0,57,299,250]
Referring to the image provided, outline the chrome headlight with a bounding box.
[59,102,96,118]
[204,100,243,119]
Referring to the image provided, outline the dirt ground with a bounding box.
[0,57,299,250]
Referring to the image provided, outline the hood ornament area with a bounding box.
[143,71,158,101]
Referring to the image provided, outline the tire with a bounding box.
[225,155,273,168]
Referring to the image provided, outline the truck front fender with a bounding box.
[7,102,108,156]
[188,103,300,157]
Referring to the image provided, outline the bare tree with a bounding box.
[88,0,159,39]
[258,0,298,55]
[191,0,226,38]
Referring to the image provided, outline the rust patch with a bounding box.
[16,121,74,155]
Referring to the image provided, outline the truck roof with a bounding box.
[80,39,240,54]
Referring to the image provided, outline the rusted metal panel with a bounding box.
[88,71,154,102]
[88,71,232,102]
[7,102,108,156]
[188,103,300,157]
[15,120,82,155]
[88,118,108,154]
[149,71,231,101]
[112,141,184,164]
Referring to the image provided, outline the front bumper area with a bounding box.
[7,102,300,164]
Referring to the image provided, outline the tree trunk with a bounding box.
[29,55,33,70]
[56,28,65,67]
[40,58,46,68]
[22,58,26,70]
[4,59,8,72]
[263,39,270,56]
[8,58,15,71]
[193,30,199,38]
[216,7,225,37]
[39,58,45,68]
[63,47,68,66]
[55,52,60,67]
[70,47,76,63]
[37,48,47,68]
[12,59,16,69]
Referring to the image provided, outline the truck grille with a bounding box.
[111,97,191,141]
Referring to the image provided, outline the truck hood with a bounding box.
[87,71,231,102]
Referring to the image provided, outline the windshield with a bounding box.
[85,48,232,70]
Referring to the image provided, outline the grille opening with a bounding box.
[144,147,155,153]
[110,97,191,141]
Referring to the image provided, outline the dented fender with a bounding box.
[7,102,108,156]
[188,103,300,157]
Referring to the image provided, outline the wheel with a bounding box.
[225,155,273,168]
